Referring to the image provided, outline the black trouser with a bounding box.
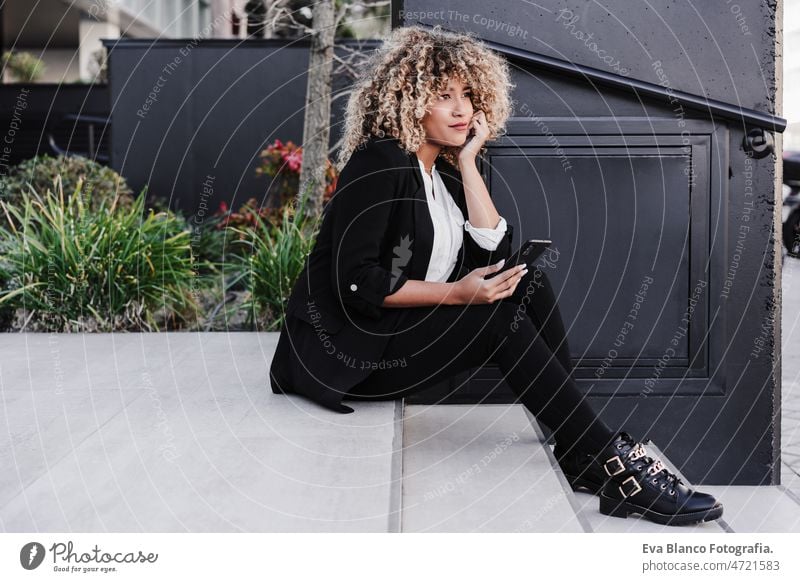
[345,267,618,455]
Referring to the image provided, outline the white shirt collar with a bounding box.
[417,157,436,177]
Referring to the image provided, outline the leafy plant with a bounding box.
[214,197,277,235]
[255,138,338,212]
[229,183,321,330]
[0,177,197,332]
[0,154,134,217]
[1,51,45,82]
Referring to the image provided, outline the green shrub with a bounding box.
[1,51,45,82]
[0,154,134,216]
[0,177,197,332]
[176,210,229,276]
[229,187,320,330]
[147,197,245,276]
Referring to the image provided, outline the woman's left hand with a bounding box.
[458,110,490,163]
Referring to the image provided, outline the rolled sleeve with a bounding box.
[465,216,508,251]
[462,220,514,271]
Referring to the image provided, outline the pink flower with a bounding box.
[282,149,303,172]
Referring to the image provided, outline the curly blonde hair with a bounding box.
[336,24,516,171]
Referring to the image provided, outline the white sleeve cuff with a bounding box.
[464,216,508,251]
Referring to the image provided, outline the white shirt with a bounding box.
[417,158,508,282]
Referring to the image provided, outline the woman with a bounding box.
[270,25,723,526]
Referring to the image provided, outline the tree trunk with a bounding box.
[298,0,335,219]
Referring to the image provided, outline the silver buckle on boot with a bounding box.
[603,455,625,476]
[619,476,642,498]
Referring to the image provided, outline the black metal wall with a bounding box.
[396,0,783,487]
[0,83,110,167]
[102,37,378,215]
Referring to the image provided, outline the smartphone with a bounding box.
[484,239,552,279]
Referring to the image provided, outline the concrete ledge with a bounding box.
[2,330,799,533]
[0,333,401,532]
[401,404,583,532]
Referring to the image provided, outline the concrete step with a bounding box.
[0,332,402,532]
[698,485,800,532]
[400,403,585,532]
[3,331,800,533]
[699,461,800,532]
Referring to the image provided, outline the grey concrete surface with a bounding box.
[401,404,583,532]
[0,333,401,532]
[1,256,799,532]
[781,254,800,503]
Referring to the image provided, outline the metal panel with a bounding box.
[396,0,780,487]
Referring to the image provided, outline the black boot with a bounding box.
[553,441,609,495]
[596,431,723,526]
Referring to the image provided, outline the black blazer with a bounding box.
[269,135,514,413]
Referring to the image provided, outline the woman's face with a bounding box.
[421,77,474,147]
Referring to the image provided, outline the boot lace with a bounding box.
[625,442,682,494]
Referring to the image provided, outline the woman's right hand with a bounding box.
[454,260,528,305]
